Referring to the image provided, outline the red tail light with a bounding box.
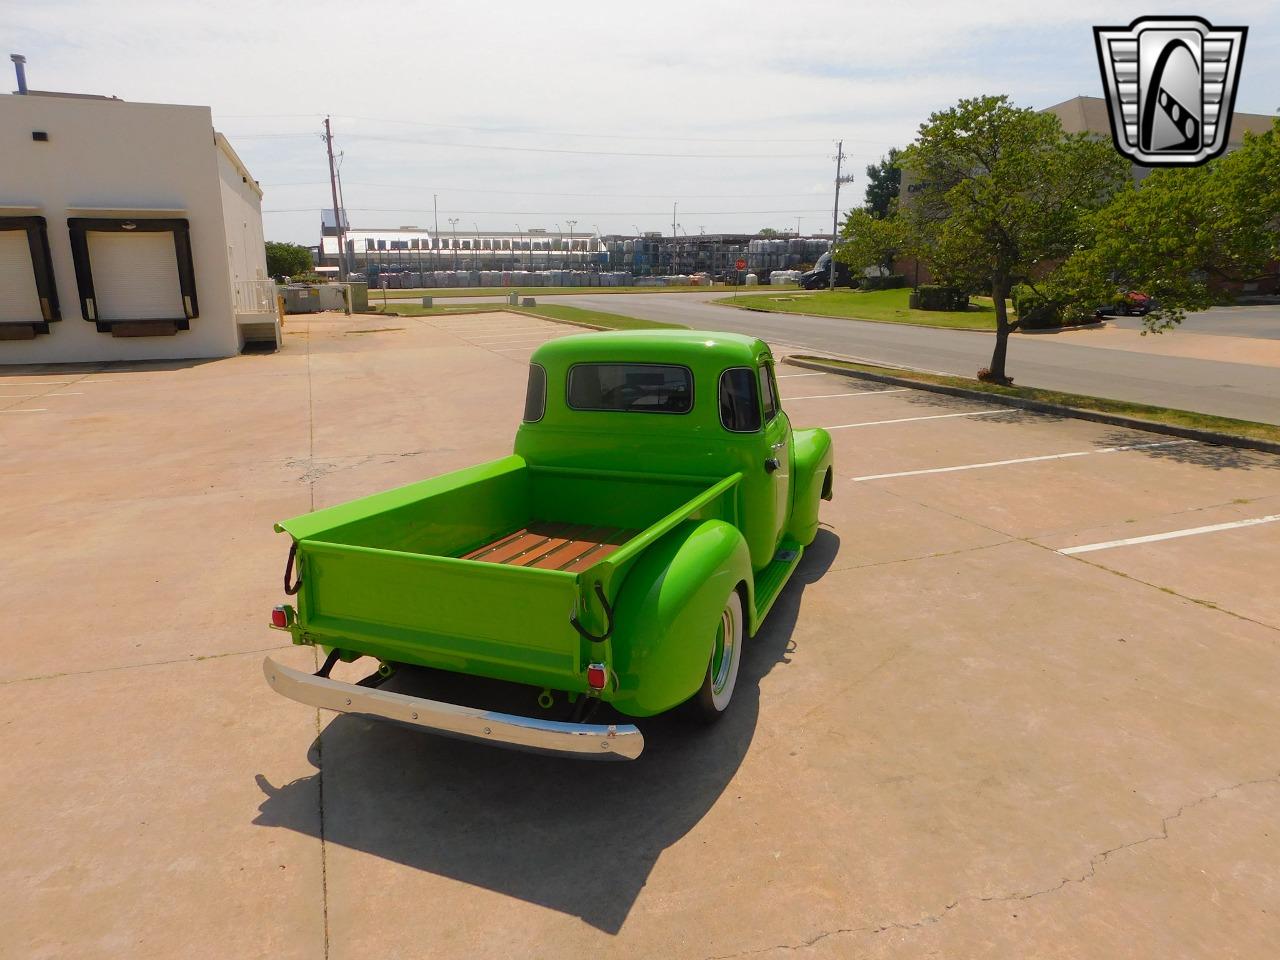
[586,662,607,690]
[271,605,290,629]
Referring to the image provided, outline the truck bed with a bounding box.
[460,523,639,572]
[273,457,742,689]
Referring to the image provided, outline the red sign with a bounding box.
[735,258,746,270]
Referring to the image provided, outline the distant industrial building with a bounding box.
[318,213,603,279]
[319,212,830,285]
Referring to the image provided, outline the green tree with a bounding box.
[901,95,1128,382]
[863,148,902,219]
[265,241,312,279]
[757,227,781,238]
[1055,121,1280,331]
[836,207,909,275]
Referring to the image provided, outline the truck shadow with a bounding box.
[253,528,839,934]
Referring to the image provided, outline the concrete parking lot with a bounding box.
[4,311,1279,959]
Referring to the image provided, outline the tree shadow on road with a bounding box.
[253,529,839,934]
[1090,428,1280,472]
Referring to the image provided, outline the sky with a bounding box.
[8,1,1278,246]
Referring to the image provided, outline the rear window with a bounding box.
[522,363,546,422]
[719,367,761,432]
[567,363,693,414]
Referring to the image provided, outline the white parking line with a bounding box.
[826,409,1006,430]
[852,440,1192,481]
[776,372,828,379]
[786,389,910,401]
[0,392,84,398]
[472,338,556,346]
[0,408,47,413]
[1061,514,1280,555]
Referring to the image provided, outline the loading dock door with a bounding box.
[87,231,185,320]
[0,231,42,323]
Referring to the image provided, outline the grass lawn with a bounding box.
[368,303,503,317]
[368,302,683,331]
[716,288,1000,330]
[797,357,1280,445]
[372,284,794,299]
[509,304,683,331]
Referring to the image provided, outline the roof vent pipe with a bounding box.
[10,54,27,94]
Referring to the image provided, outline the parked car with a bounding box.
[800,252,853,289]
[263,331,834,760]
[1095,291,1153,317]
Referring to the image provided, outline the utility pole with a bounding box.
[830,140,843,291]
[671,201,678,275]
[324,116,347,280]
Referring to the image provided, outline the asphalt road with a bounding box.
[540,293,1280,424]
[1107,302,1280,338]
[386,292,1280,423]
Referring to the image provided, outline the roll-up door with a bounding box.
[87,231,185,321]
[0,231,42,323]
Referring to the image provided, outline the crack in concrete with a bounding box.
[303,323,332,960]
[1061,555,1280,635]
[871,484,1278,634]
[0,643,292,685]
[704,775,1280,960]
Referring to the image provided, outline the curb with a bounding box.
[714,300,1107,335]
[783,355,1280,457]
[502,308,609,331]
[712,299,992,332]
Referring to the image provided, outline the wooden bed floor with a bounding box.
[460,522,639,572]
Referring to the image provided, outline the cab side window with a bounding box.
[758,364,779,422]
[719,367,761,432]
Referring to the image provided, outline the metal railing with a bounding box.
[232,279,278,314]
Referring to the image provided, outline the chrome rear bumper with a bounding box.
[263,656,643,760]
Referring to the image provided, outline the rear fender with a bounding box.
[608,519,752,718]
[786,427,833,546]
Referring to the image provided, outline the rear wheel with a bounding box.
[690,590,744,723]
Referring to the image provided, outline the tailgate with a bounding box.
[293,540,586,691]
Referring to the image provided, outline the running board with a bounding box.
[752,541,804,630]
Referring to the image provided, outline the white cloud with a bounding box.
[8,0,1277,242]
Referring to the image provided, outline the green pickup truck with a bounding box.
[264,330,832,760]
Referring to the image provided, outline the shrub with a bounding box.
[861,274,907,291]
[909,284,969,311]
[1011,283,1064,329]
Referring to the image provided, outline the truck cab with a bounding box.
[515,331,831,570]
[263,330,832,760]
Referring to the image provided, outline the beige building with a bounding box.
[1042,95,1276,179]
[0,79,277,364]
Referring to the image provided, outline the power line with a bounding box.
[215,111,883,145]
[261,207,834,216]
[258,180,829,200]
[228,132,822,159]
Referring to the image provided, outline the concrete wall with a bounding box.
[0,94,246,364]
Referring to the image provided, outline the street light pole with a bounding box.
[448,217,459,273]
[566,219,577,276]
